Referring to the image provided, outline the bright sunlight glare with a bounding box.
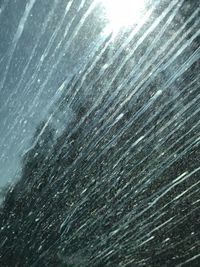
[100,0,147,33]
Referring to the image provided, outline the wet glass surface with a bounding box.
[0,0,199,266]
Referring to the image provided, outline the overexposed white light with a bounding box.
[100,0,146,33]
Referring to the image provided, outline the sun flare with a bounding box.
[100,0,146,33]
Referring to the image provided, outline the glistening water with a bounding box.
[0,0,199,266]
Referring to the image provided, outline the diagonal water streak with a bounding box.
[27,0,99,113]
[2,0,181,168]
[0,0,61,114]
[26,2,159,122]
[66,5,156,107]
[69,49,200,177]
[0,0,76,146]
[1,2,200,266]
[0,0,37,93]
[57,118,199,243]
[42,0,179,170]
[17,0,75,99]
[59,1,195,162]
[110,79,200,170]
[71,6,199,151]
[60,85,200,227]
[97,167,200,256]
[86,28,200,152]
[40,58,198,209]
